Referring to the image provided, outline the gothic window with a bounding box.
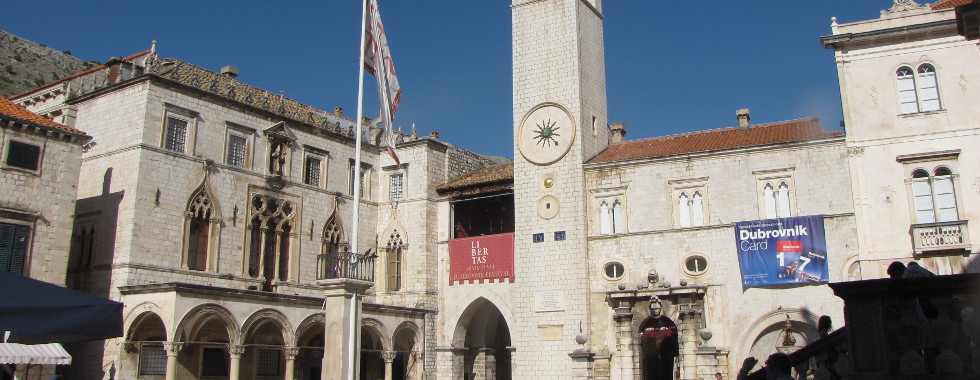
[0,222,30,275]
[763,181,792,219]
[245,193,297,292]
[911,167,959,223]
[678,191,705,228]
[897,64,942,114]
[598,199,625,235]
[599,201,611,234]
[4,140,41,172]
[185,188,219,271]
[322,214,347,255]
[386,231,404,292]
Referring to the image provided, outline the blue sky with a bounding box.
[4,1,893,159]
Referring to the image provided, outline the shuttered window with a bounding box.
[5,140,41,171]
[911,168,960,223]
[897,67,919,114]
[0,223,30,275]
[917,65,941,112]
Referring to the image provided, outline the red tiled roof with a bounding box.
[13,51,150,99]
[933,0,972,9]
[590,118,841,164]
[436,162,514,196]
[0,96,85,135]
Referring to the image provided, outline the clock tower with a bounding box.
[512,0,609,377]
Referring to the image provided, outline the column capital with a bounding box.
[284,346,300,359]
[382,350,397,363]
[164,342,184,356]
[229,344,246,358]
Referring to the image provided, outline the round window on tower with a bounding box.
[601,260,626,282]
[682,254,709,277]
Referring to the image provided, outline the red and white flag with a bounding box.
[364,0,402,165]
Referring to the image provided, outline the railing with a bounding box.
[316,251,375,282]
[910,220,970,255]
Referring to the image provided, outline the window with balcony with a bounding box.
[900,151,969,255]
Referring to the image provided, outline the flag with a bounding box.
[364,0,402,165]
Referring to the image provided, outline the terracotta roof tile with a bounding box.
[13,51,150,99]
[436,162,514,196]
[933,0,972,10]
[590,118,840,164]
[0,96,86,135]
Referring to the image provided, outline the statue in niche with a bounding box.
[269,141,287,176]
[640,297,678,380]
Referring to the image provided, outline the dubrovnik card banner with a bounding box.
[734,215,829,287]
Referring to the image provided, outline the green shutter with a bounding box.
[0,223,29,274]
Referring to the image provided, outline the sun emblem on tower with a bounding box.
[532,119,561,147]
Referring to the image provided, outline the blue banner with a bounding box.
[734,215,829,287]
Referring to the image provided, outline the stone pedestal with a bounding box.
[569,348,596,380]
[317,278,373,380]
[694,346,728,380]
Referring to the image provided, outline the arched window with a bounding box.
[599,201,611,234]
[764,181,792,219]
[916,64,941,112]
[245,194,296,292]
[911,167,959,223]
[386,231,404,291]
[184,188,220,272]
[679,192,691,228]
[679,192,704,227]
[612,199,624,233]
[322,218,347,255]
[897,64,942,114]
[897,66,918,114]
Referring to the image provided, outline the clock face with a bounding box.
[518,103,576,165]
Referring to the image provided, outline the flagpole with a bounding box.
[349,0,369,379]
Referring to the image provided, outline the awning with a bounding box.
[0,343,72,365]
[0,271,123,344]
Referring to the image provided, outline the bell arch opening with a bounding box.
[452,297,512,380]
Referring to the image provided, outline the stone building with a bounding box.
[9,0,979,379]
[822,0,980,279]
[0,95,91,378]
[13,44,494,380]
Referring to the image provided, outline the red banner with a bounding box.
[449,233,514,285]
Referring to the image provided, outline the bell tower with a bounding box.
[511,0,609,377]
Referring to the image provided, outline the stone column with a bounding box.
[163,342,184,380]
[474,348,496,380]
[382,350,396,380]
[614,312,636,380]
[229,344,245,380]
[411,351,424,380]
[284,346,299,380]
[677,312,699,380]
[317,278,373,380]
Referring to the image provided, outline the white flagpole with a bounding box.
[349,0,369,379]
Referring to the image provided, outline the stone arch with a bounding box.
[444,292,516,347]
[392,321,422,380]
[450,297,513,380]
[186,174,223,219]
[174,303,240,344]
[361,318,390,380]
[124,302,171,341]
[380,220,409,250]
[294,313,325,380]
[295,313,325,342]
[241,308,294,346]
[735,308,820,367]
